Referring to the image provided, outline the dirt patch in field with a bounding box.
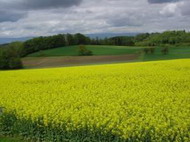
[22,54,139,69]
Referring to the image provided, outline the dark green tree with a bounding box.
[74,33,90,45]
[66,34,76,45]
[0,47,23,70]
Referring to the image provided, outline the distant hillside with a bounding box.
[0,33,139,44]
[86,33,139,39]
[0,37,32,44]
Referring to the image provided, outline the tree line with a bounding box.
[0,30,190,69]
[135,31,190,46]
[22,33,91,57]
[91,31,190,46]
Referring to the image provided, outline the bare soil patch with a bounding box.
[22,54,139,69]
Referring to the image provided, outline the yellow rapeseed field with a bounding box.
[0,59,190,141]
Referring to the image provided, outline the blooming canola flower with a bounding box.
[0,59,190,141]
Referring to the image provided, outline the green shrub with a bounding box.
[143,47,155,54]
[150,48,155,54]
[143,48,149,54]
[78,45,93,56]
[161,47,169,55]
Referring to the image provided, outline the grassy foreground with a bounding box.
[0,59,190,141]
[0,137,25,142]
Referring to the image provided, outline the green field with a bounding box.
[27,45,141,57]
[27,45,190,61]
[142,46,190,61]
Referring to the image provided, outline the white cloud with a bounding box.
[160,3,178,16]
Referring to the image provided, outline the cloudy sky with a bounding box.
[0,0,190,38]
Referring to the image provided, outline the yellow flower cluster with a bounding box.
[0,59,190,141]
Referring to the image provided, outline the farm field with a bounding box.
[23,45,190,69]
[27,45,141,57]
[22,54,139,69]
[0,59,190,141]
[0,1,190,142]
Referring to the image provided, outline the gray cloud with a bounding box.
[13,0,83,10]
[107,13,143,27]
[0,0,83,22]
[0,0,83,10]
[148,0,179,3]
[0,10,26,22]
[179,0,190,15]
